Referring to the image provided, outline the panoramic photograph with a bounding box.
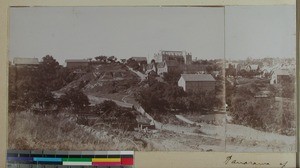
[8,5,296,154]
[8,7,226,152]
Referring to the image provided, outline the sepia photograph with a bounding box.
[8,7,226,152]
[225,5,296,152]
[7,5,296,154]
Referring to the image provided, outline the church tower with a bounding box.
[184,52,192,65]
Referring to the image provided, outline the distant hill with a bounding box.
[59,63,140,94]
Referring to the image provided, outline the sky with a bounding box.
[225,5,296,60]
[9,7,224,65]
[9,6,296,65]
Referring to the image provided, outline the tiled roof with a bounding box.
[65,59,89,63]
[131,57,147,62]
[13,57,39,65]
[181,74,216,82]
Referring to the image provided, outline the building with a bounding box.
[225,62,239,69]
[260,66,273,78]
[145,62,157,75]
[157,60,181,75]
[270,69,290,85]
[245,64,260,72]
[130,57,148,71]
[154,50,192,65]
[13,57,39,68]
[65,59,89,68]
[178,74,216,93]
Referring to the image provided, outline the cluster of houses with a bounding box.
[145,50,218,93]
[226,58,295,85]
[11,51,218,94]
[145,50,213,76]
[12,53,295,94]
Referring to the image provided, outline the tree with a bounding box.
[206,65,213,74]
[135,81,169,114]
[163,85,186,111]
[39,55,60,74]
[151,59,156,64]
[225,66,236,77]
[281,77,294,98]
[95,56,107,63]
[34,88,55,108]
[60,88,90,111]
[126,58,140,71]
[37,55,63,91]
[9,55,77,112]
[162,69,182,85]
[99,100,117,112]
[107,56,117,63]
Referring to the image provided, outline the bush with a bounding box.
[99,100,117,112]
[230,85,295,135]
[59,88,90,111]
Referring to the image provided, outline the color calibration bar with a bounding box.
[7,150,134,166]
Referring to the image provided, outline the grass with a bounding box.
[8,111,141,151]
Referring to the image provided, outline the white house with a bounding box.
[178,74,216,93]
[13,57,39,68]
[270,69,290,84]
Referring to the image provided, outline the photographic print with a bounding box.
[8,7,226,152]
[8,5,297,154]
[225,5,296,152]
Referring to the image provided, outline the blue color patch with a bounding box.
[7,157,33,162]
[33,157,62,162]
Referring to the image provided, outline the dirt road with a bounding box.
[87,94,295,152]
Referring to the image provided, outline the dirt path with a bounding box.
[87,93,295,152]
[127,66,147,82]
[175,115,202,126]
[225,124,296,152]
[88,95,132,108]
[226,124,295,144]
[121,90,132,104]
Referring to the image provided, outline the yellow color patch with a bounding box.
[92,158,121,162]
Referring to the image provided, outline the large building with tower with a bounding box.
[154,50,192,65]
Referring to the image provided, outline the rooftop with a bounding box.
[131,57,147,62]
[13,57,39,65]
[65,59,90,63]
[181,74,216,82]
[160,50,185,55]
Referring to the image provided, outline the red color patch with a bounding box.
[121,158,134,165]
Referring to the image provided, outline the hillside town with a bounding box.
[225,57,296,141]
[8,50,296,152]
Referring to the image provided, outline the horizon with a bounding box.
[9,6,295,65]
[9,54,295,67]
